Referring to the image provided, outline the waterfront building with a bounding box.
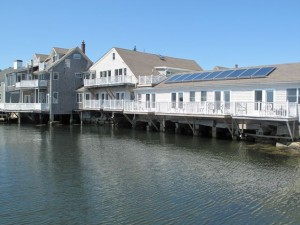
[0,41,92,123]
[130,62,300,140]
[77,47,202,122]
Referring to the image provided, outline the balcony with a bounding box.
[15,80,48,89]
[78,100,299,120]
[138,75,166,86]
[0,103,49,112]
[84,75,135,87]
[82,100,124,111]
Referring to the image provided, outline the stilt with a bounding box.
[80,111,83,126]
[160,119,166,133]
[146,121,152,131]
[69,113,73,124]
[194,124,200,136]
[175,123,181,134]
[39,114,42,124]
[18,112,21,124]
[212,127,217,138]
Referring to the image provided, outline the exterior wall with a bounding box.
[135,84,298,104]
[51,49,90,115]
[89,48,137,85]
[0,82,4,103]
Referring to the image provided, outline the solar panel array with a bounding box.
[165,67,276,84]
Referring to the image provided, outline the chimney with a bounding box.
[13,60,23,69]
[81,40,86,54]
[235,64,238,68]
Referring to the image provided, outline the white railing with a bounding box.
[0,103,49,111]
[84,75,134,87]
[79,100,299,119]
[83,100,124,111]
[234,101,298,118]
[15,80,47,89]
[124,101,156,113]
[138,75,166,85]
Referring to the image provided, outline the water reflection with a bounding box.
[0,124,299,224]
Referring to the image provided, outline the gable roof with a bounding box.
[34,53,48,62]
[114,48,202,76]
[53,47,69,55]
[153,62,300,89]
[46,47,92,71]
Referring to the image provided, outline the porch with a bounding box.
[0,103,49,112]
[84,75,135,87]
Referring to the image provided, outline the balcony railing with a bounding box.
[84,75,134,87]
[78,100,298,119]
[15,80,47,89]
[138,75,166,86]
[0,103,49,112]
[83,100,124,111]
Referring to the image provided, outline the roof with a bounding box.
[114,48,202,76]
[46,47,92,71]
[35,53,48,62]
[53,47,69,55]
[0,67,29,82]
[153,62,300,89]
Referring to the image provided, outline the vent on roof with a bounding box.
[159,55,165,60]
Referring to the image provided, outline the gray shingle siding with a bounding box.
[51,49,90,114]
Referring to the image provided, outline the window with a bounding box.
[119,69,122,75]
[201,91,207,102]
[75,73,82,78]
[73,53,81,60]
[108,70,111,77]
[115,69,118,76]
[53,72,59,80]
[95,93,99,100]
[92,73,96,79]
[0,93,2,100]
[266,90,274,102]
[190,91,195,102]
[178,92,183,108]
[124,68,127,75]
[224,91,230,102]
[53,92,58,104]
[151,93,156,108]
[76,93,82,103]
[130,92,135,100]
[112,53,115,60]
[255,90,263,110]
[171,93,176,108]
[287,88,297,102]
[100,71,103,77]
[65,59,71,68]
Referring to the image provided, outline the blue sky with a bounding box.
[0,0,299,70]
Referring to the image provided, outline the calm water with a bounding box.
[0,125,300,224]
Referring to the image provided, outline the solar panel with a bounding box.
[238,68,260,78]
[165,74,182,83]
[164,66,277,84]
[172,74,191,82]
[214,70,235,79]
[202,71,222,80]
[182,73,200,81]
[251,67,276,78]
[226,69,247,79]
[193,72,211,81]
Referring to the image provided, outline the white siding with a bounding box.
[89,48,137,83]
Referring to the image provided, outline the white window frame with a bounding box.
[53,92,58,104]
[76,93,82,103]
[53,72,59,80]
